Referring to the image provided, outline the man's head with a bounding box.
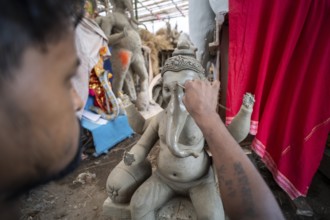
[0,0,84,201]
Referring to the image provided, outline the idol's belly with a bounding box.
[157,143,210,183]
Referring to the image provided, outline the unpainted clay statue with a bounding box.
[105,43,255,219]
[156,22,181,48]
[109,0,138,26]
[96,7,149,111]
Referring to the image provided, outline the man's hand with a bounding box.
[182,80,220,122]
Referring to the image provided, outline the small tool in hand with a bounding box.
[176,83,186,90]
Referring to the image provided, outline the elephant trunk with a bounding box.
[165,84,199,158]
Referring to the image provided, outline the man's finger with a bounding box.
[212,80,220,90]
[212,80,220,86]
[184,79,194,88]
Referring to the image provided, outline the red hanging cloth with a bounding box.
[227,0,330,199]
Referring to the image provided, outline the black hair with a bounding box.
[0,0,84,80]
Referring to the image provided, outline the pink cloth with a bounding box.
[227,0,330,199]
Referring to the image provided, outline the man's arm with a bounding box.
[183,80,284,220]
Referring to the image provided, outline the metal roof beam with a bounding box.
[171,0,184,17]
[137,0,158,19]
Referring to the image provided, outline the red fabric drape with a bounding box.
[227,0,330,199]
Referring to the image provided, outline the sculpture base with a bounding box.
[103,198,131,220]
[103,197,197,220]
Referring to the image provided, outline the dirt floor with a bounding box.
[19,135,330,220]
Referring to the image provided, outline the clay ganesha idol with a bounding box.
[104,45,255,220]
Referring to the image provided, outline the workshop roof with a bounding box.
[98,0,189,23]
